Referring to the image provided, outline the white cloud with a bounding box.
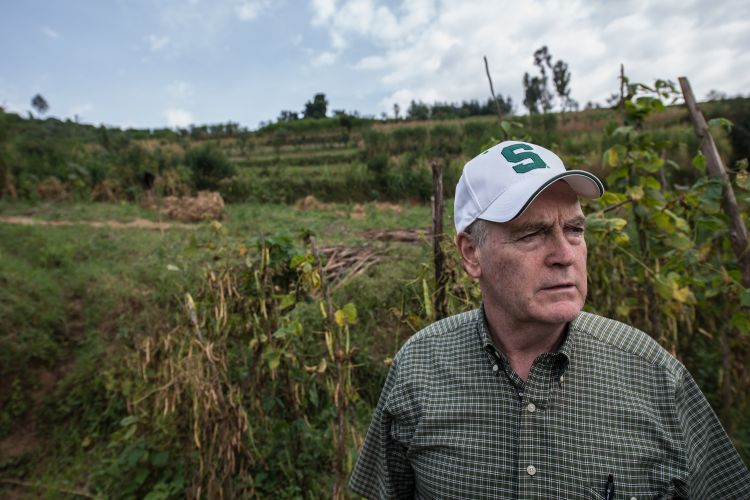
[310,0,750,117]
[330,31,346,49]
[316,0,436,47]
[165,108,194,127]
[311,0,337,25]
[355,55,386,70]
[146,34,171,52]
[311,51,338,66]
[235,0,271,21]
[41,26,60,39]
[166,81,194,99]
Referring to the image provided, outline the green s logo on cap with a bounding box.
[501,143,548,173]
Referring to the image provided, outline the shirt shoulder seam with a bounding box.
[394,308,479,361]
[571,311,686,381]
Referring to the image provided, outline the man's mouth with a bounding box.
[541,283,575,291]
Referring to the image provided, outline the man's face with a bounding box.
[466,181,588,330]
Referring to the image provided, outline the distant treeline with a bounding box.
[402,96,514,120]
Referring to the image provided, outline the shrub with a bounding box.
[429,124,462,157]
[390,127,427,154]
[185,144,236,190]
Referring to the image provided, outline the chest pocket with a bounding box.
[570,405,687,499]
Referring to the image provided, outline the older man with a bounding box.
[350,141,750,498]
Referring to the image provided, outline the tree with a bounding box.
[278,110,299,122]
[522,73,546,114]
[303,93,328,119]
[407,100,430,120]
[522,46,575,114]
[552,60,577,112]
[706,89,728,101]
[31,94,49,116]
[532,46,554,113]
[335,111,353,134]
[393,103,400,120]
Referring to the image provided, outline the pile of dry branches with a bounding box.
[318,244,383,289]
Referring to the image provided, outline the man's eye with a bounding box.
[568,226,585,235]
[519,230,543,241]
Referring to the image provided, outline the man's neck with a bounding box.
[484,309,568,382]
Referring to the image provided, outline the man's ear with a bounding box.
[456,232,482,279]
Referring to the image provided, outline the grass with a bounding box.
[0,212,219,481]
[0,199,441,494]
[0,199,161,222]
[226,200,434,244]
[237,146,359,162]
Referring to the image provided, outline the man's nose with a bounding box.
[545,229,578,266]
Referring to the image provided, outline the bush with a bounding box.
[186,144,236,190]
[429,124,463,157]
[462,120,498,156]
[390,127,427,154]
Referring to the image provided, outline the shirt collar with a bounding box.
[476,304,578,365]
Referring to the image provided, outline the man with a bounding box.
[350,141,750,498]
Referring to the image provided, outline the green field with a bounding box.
[0,200,437,497]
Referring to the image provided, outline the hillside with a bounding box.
[1,96,748,205]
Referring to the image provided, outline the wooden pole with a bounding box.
[680,76,749,433]
[619,63,625,111]
[483,56,504,124]
[678,76,750,287]
[431,162,447,320]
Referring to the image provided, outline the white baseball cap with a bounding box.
[454,140,604,233]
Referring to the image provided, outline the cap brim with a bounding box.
[477,171,604,224]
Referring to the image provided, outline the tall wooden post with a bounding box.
[619,63,626,110]
[484,56,504,124]
[679,77,750,287]
[432,162,447,320]
[679,76,750,434]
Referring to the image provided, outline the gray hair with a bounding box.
[463,218,490,248]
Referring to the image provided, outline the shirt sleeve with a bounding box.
[349,356,417,499]
[675,368,750,497]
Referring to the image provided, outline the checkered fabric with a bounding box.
[349,309,750,499]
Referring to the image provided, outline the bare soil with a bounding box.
[0,215,196,230]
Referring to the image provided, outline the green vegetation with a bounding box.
[3,88,748,207]
[0,202,430,497]
[1,79,749,497]
[186,143,236,190]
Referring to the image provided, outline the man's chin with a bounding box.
[535,302,583,325]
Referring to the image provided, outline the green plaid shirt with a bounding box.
[350,309,750,498]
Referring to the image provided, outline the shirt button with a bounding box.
[559,375,564,383]
[630,497,637,500]
[526,465,537,476]
[526,403,536,413]
[492,364,499,372]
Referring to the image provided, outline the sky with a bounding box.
[2,0,749,131]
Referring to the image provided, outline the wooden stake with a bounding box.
[432,162,447,320]
[678,76,750,287]
[484,56,504,124]
[680,76,748,431]
[619,63,626,111]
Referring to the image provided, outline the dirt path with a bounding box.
[0,215,196,230]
